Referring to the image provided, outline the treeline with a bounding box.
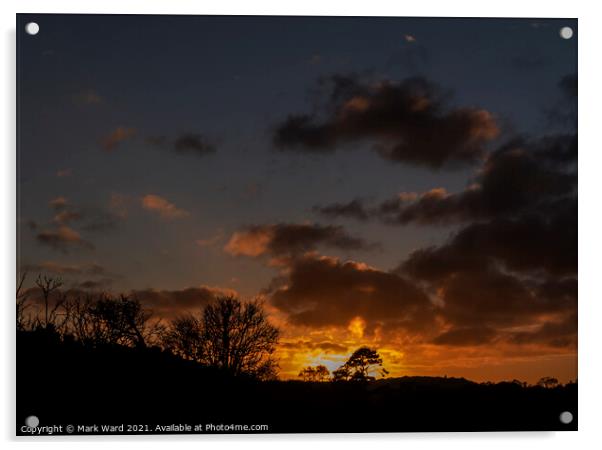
[298,347,389,382]
[17,274,279,380]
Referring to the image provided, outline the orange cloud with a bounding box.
[56,168,72,178]
[141,194,189,220]
[348,316,366,339]
[102,126,136,151]
[196,229,225,248]
[224,228,273,257]
[224,223,374,258]
[36,225,94,252]
[49,196,68,210]
[74,89,103,105]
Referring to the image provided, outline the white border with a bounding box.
[2,1,601,449]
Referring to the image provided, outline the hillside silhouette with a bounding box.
[16,279,577,434]
[17,328,577,434]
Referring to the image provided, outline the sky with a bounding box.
[17,14,577,382]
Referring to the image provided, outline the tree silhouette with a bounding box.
[162,313,204,362]
[332,365,352,382]
[201,296,279,379]
[332,347,388,382]
[83,294,160,348]
[35,275,65,330]
[298,365,330,382]
[537,376,559,389]
[16,272,31,331]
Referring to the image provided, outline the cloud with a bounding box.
[399,199,576,279]
[131,285,238,318]
[21,261,107,276]
[108,193,129,219]
[36,226,94,253]
[31,195,132,253]
[46,196,124,231]
[308,132,576,350]
[404,34,417,43]
[224,223,375,258]
[74,279,113,290]
[315,134,577,226]
[174,134,215,155]
[309,54,322,65]
[437,268,573,328]
[546,74,577,130]
[279,339,348,354]
[558,74,577,99]
[49,196,69,210]
[393,204,577,348]
[313,199,370,221]
[53,210,82,225]
[196,229,225,248]
[102,126,136,151]
[56,168,72,178]
[19,261,118,291]
[432,326,497,346]
[141,194,189,220]
[273,75,499,169]
[507,313,577,348]
[147,133,215,157]
[49,197,83,225]
[267,253,435,331]
[19,284,237,321]
[73,90,103,105]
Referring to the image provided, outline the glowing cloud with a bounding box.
[141,195,189,220]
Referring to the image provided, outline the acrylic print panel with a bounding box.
[16,14,577,435]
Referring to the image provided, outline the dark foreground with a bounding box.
[17,330,577,435]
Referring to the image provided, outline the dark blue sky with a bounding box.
[18,15,576,292]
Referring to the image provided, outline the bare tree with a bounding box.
[35,275,65,330]
[202,296,279,379]
[162,314,205,362]
[75,294,160,348]
[63,293,100,344]
[16,272,31,331]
